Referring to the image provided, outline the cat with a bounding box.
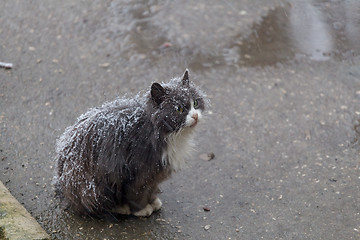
[55,70,206,217]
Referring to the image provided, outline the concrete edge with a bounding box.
[0,181,50,240]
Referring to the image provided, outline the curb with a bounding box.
[0,181,50,240]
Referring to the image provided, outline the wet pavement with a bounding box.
[1,0,360,239]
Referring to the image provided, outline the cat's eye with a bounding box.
[176,106,184,113]
[193,99,199,108]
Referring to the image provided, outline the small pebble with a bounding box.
[199,152,215,161]
[204,225,211,230]
[99,63,110,68]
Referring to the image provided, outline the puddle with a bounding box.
[122,0,360,69]
[82,0,360,70]
[227,5,295,67]
[229,0,360,67]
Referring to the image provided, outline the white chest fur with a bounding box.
[162,103,202,171]
[162,128,194,171]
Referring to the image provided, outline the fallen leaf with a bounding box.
[203,207,210,212]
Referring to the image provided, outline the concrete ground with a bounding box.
[0,181,50,239]
[0,0,359,239]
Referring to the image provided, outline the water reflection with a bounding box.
[236,0,360,67]
[289,0,333,61]
[98,0,360,70]
[94,0,360,70]
[345,0,360,50]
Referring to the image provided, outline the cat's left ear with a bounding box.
[151,82,166,106]
[182,69,190,86]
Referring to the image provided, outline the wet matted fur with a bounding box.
[55,70,206,216]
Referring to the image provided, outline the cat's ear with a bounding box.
[151,82,166,105]
[182,69,190,86]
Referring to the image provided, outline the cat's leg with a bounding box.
[112,204,131,215]
[133,204,153,217]
[125,183,155,217]
[149,185,162,211]
[125,182,162,217]
[132,196,162,217]
[151,197,162,211]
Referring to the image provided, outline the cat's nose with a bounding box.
[192,113,198,121]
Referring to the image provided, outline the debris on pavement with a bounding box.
[99,63,110,68]
[0,61,13,69]
[203,206,210,212]
[199,152,215,161]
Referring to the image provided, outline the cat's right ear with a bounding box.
[151,83,166,106]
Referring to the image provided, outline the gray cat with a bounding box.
[55,70,206,216]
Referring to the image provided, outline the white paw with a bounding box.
[151,197,162,211]
[134,204,153,217]
[113,204,131,215]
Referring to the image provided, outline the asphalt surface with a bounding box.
[1,0,360,239]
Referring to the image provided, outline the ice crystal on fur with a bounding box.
[55,70,206,216]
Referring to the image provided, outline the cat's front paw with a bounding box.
[133,204,153,217]
[151,197,162,211]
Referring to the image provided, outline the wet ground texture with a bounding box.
[1,0,360,239]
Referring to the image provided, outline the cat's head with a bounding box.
[150,69,206,134]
